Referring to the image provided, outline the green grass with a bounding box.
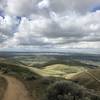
[0,62,41,79]
[27,64,85,78]
[28,59,99,68]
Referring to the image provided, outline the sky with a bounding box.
[0,0,100,53]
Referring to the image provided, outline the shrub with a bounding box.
[45,81,99,100]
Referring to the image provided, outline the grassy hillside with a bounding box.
[29,59,99,69]
[22,64,85,78]
[71,69,100,94]
[0,62,41,79]
[42,64,84,77]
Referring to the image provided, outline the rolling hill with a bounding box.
[70,69,100,94]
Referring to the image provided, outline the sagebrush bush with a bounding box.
[45,81,99,100]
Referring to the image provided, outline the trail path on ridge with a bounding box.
[1,75,32,100]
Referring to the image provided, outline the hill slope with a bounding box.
[71,69,100,94]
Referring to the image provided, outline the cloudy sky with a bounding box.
[0,0,100,53]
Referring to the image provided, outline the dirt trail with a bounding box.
[2,75,32,100]
[84,70,100,83]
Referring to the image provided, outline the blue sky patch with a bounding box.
[16,16,21,21]
[0,10,4,18]
[90,4,100,12]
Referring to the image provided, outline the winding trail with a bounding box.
[1,75,32,100]
[84,70,100,83]
[65,69,100,84]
